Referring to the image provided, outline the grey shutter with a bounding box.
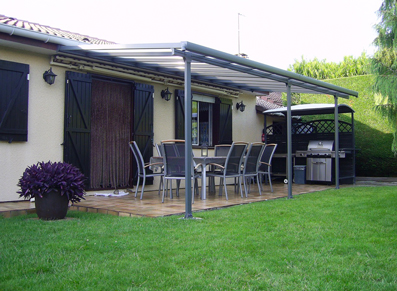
[174,89,185,140]
[218,98,233,144]
[132,83,154,184]
[64,71,92,185]
[0,60,29,142]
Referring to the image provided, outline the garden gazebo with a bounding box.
[58,41,359,218]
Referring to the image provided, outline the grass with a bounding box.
[1,186,397,290]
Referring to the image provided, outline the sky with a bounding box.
[2,0,384,70]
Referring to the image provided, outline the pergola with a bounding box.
[59,41,359,218]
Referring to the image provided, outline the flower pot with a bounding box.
[35,190,69,220]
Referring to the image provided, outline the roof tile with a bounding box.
[0,14,115,45]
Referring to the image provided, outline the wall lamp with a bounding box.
[236,101,246,112]
[43,68,57,85]
[161,88,172,101]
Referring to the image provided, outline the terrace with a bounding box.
[1,182,332,218]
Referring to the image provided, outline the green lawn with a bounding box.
[1,186,396,290]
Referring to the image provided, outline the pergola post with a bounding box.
[184,55,193,218]
[334,95,340,189]
[286,82,293,199]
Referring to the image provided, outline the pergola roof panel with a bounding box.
[59,41,358,98]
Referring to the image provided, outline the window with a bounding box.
[192,95,214,146]
[0,60,29,142]
[175,90,232,146]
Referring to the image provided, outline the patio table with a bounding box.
[193,156,226,200]
[150,156,226,200]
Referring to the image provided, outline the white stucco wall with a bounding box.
[1,47,66,201]
[233,92,264,143]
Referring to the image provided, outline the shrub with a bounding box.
[17,161,86,203]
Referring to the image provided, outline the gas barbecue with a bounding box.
[296,140,345,182]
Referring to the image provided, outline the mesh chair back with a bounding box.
[155,143,163,156]
[162,142,184,177]
[259,144,278,172]
[244,143,265,174]
[214,144,231,157]
[224,142,248,174]
[161,141,195,179]
[129,141,145,176]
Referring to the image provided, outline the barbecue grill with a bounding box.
[296,140,345,182]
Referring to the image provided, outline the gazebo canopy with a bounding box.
[264,103,355,116]
[59,41,358,99]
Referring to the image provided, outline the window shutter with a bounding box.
[174,89,185,140]
[64,71,92,185]
[0,60,29,142]
[132,83,154,184]
[218,98,233,144]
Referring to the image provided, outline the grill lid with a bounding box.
[307,140,334,151]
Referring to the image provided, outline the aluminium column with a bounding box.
[334,95,340,189]
[184,55,193,218]
[286,82,293,199]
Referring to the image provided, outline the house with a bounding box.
[0,15,358,202]
[255,92,283,113]
[0,15,266,202]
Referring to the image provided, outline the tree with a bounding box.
[289,53,369,80]
[371,0,397,154]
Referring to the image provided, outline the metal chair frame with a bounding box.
[207,142,248,200]
[258,143,278,193]
[129,141,164,200]
[161,140,201,203]
[242,142,266,197]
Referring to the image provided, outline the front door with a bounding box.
[64,72,154,189]
[90,79,133,189]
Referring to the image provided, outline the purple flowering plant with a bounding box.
[17,161,86,203]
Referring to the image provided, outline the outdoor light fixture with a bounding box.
[43,68,57,85]
[236,101,246,112]
[201,143,208,157]
[161,87,172,101]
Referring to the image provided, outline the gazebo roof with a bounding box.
[263,103,355,116]
[59,42,359,99]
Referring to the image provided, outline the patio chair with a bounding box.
[207,141,248,200]
[161,140,201,203]
[214,144,232,157]
[153,143,165,194]
[129,141,164,199]
[159,139,186,198]
[258,143,278,193]
[155,143,163,156]
[208,144,232,192]
[241,142,266,197]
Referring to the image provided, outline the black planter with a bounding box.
[35,190,69,220]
